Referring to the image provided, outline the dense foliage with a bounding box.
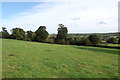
[26,30,36,41]
[1,27,10,38]
[56,24,68,44]
[35,26,49,42]
[106,37,118,44]
[11,28,27,40]
[0,25,119,46]
[118,39,120,44]
[88,34,101,45]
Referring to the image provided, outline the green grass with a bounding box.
[2,39,118,78]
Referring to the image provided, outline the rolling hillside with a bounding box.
[2,39,118,78]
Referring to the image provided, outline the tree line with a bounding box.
[0,24,120,45]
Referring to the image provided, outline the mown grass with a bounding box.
[2,39,118,78]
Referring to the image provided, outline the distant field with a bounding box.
[2,39,118,78]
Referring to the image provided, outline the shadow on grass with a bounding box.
[75,46,119,55]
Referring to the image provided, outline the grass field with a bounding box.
[2,39,118,78]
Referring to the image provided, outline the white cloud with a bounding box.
[1,0,119,33]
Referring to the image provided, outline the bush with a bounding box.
[44,38,55,44]
[69,38,75,45]
[69,37,91,46]
[0,32,2,38]
[89,34,101,45]
[80,38,91,46]
[106,37,118,44]
[69,37,81,45]
[55,39,67,44]
[118,39,120,44]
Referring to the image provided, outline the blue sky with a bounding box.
[1,0,119,33]
[2,2,43,19]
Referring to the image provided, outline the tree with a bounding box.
[1,27,10,38]
[56,24,68,44]
[35,26,49,42]
[118,38,120,44]
[88,34,101,45]
[26,30,35,41]
[11,28,27,40]
[0,32,2,38]
[106,37,118,44]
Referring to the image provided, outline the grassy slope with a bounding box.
[2,39,118,78]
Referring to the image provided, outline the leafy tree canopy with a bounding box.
[89,34,101,45]
[35,26,49,42]
[11,28,27,40]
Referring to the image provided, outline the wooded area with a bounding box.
[0,24,120,46]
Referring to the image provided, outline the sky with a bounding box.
[1,0,119,34]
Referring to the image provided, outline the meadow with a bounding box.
[2,39,118,78]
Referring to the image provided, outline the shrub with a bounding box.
[68,37,91,46]
[69,37,81,45]
[44,38,55,44]
[106,37,118,44]
[118,39,120,44]
[55,39,67,44]
[89,34,101,45]
[0,32,2,38]
[80,38,91,46]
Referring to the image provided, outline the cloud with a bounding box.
[71,17,81,20]
[98,21,107,24]
[1,0,119,33]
